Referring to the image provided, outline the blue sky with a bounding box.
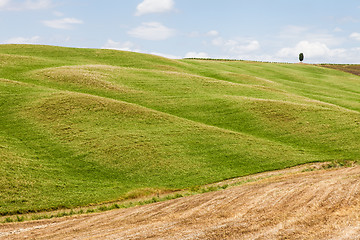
[1,0,360,63]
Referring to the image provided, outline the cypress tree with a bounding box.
[299,53,304,62]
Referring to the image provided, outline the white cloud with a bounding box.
[212,37,260,54]
[0,0,10,8]
[206,30,219,37]
[273,25,360,63]
[232,40,260,53]
[150,52,181,59]
[135,0,174,16]
[184,52,210,58]
[102,40,180,58]
[43,18,83,30]
[308,33,344,46]
[0,0,52,11]
[277,41,346,62]
[187,31,200,38]
[211,37,223,46]
[350,32,360,41]
[187,30,219,38]
[24,0,51,10]
[337,48,360,63]
[102,39,140,52]
[278,41,329,58]
[128,22,175,41]
[279,25,344,47]
[338,16,359,23]
[4,36,40,44]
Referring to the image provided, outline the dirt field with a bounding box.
[1,164,360,239]
[320,64,360,76]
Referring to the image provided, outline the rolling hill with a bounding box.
[0,44,359,216]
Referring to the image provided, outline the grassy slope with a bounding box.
[0,45,359,215]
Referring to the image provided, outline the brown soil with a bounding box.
[319,64,360,76]
[1,164,360,239]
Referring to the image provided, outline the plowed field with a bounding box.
[1,165,360,240]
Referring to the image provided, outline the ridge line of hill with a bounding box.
[23,62,360,116]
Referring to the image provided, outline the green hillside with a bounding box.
[0,45,359,215]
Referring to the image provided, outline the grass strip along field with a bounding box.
[0,45,359,216]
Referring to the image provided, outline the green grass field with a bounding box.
[0,44,359,215]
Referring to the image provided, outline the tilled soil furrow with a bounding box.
[1,166,360,239]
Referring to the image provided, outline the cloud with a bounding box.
[206,30,219,37]
[102,40,181,58]
[0,0,10,8]
[184,52,210,58]
[4,36,40,44]
[102,39,140,52]
[0,0,52,11]
[43,18,83,30]
[135,0,174,16]
[231,40,260,53]
[350,32,360,41]
[277,41,329,58]
[337,16,359,23]
[128,22,175,40]
[187,31,200,38]
[212,37,260,54]
[150,52,181,59]
[277,41,346,62]
[23,0,51,10]
[187,30,219,38]
[279,25,344,47]
[337,48,360,63]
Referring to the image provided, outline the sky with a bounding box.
[1,0,360,63]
